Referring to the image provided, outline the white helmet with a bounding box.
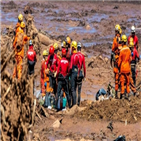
[131,26,135,33]
[29,40,33,45]
[77,42,81,48]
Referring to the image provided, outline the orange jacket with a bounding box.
[118,45,131,73]
[13,31,29,58]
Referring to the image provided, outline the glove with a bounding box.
[54,71,57,78]
[131,52,134,57]
[44,82,47,87]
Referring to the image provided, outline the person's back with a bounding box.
[118,45,131,73]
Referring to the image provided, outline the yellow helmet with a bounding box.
[61,41,66,48]
[121,35,127,42]
[129,41,134,48]
[129,37,133,42]
[20,21,25,28]
[18,14,23,22]
[71,41,77,49]
[43,50,49,56]
[66,36,71,44]
[115,24,121,32]
[53,43,59,50]
[119,29,122,34]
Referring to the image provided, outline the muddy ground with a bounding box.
[1,1,141,141]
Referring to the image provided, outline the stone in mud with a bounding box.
[86,24,91,30]
[52,119,61,128]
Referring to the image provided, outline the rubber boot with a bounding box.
[120,94,123,99]
[115,91,118,99]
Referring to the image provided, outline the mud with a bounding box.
[1,1,141,141]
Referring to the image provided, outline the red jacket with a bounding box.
[70,52,80,71]
[131,48,139,64]
[128,35,138,49]
[77,52,86,77]
[46,54,58,72]
[57,57,69,77]
[27,45,37,61]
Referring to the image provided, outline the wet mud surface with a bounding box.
[1,1,141,141]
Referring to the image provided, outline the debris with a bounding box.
[107,121,113,132]
[52,119,61,128]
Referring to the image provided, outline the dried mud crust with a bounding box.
[76,95,141,124]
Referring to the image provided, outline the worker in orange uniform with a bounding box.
[111,24,122,99]
[15,14,23,34]
[13,21,30,79]
[118,35,131,99]
[40,50,50,96]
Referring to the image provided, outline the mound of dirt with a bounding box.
[76,96,141,124]
[1,46,35,140]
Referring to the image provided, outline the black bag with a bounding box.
[114,135,126,141]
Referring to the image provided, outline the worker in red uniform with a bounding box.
[77,42,86,106]
[70,41,80,106]
[40,50,49,96]
[118,35,131,99]
[128,26,139,52]
[56,48,71,109]
[46,46,58,94]
[111,24,122,99]
[27,40,37,75]
[129,41,140,87]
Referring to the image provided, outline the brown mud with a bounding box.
[1,1,141,141]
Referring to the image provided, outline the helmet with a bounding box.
[66,36,71,44]
[129,41,134,48]
[18,14,23,22]
[62,48,66,56]
[71,41,77,49]
[20,21,25,28]
[77,42,81,48]
[121,35,127,42]
[29,40,33,45]
[129,37,133,42]
[49,46,54,55]
[61,41,66,48]
[119,29,122,34]
[131,26,135,33]
[43,50,49,56]
[53,43,58,50]
[115,24,121,32]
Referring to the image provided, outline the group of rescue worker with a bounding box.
[13,13,140,109]
[111,24,140,99]
[13,14,86,109]
[40,39,86,108]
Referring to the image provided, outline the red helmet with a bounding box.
[62,48,66,56]
[49,46,54,55]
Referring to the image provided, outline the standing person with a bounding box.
[40,50,49,96]
[46,46,58,95]
[70,41,80,106]
[129,41,140,87]
[27,40,37,75]
[111,24,122,99]
[15,14,23,34]
[76,42,86,106]
[118,35,131,99]
[13,21,30,79]
[128,26,139,52]
[56,48,71,109]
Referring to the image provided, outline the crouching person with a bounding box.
[56,48,71,110]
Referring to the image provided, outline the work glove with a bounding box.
[54,71,57,78]
[44,82,47,87]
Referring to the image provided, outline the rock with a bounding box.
[52,119,60,128]
[104,57,108,63]
[86,24,91,30]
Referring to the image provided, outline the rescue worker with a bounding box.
[53,43,61,61]
[70,41,80,106]
[13,21,30,79]
[27,40,37,75]
[77,42,86,106]
[129,41,140,87]
[118,35,131,99]
[111,24,122,99]
[40,50,49,96]
[46,46,58,95]
[61,41,67,49]
[128,26,139,52]
[65,36,72,62]
[128,42,137,96]
[15,14,23,33]
[56,48,71,109]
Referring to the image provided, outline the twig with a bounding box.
[35,111,42,120]
[1,105,7,126]
[0,126,6,141]
[41,106,49,118]
[32,99,36,126]
[2,85,11,102]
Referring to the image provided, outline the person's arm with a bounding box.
[83,56,86,78]
[118,51,122,68]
